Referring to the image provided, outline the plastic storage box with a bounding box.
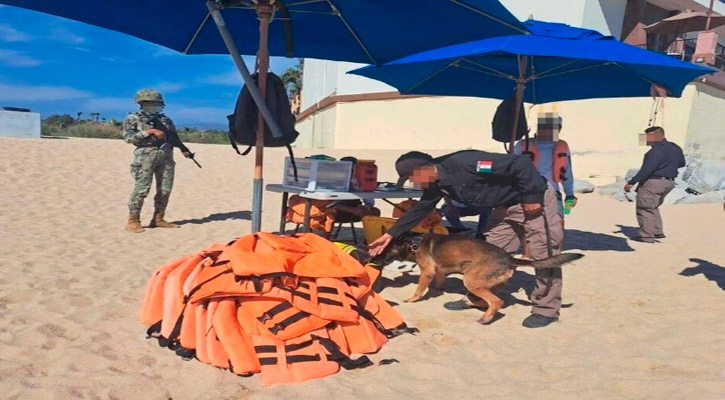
[282,157,353,192]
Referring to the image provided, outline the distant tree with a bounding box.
[44,114,74,127]
[76,112,83,121]
[90,112,100,122]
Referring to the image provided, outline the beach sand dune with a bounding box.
[0,138,723,399]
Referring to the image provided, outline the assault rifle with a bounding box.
[148,117,202,168]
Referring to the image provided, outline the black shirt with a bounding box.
[628,140,686,185]
[388,150,548,238]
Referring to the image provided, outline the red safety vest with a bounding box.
[522,139,571,184]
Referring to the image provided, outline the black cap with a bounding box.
[395,151,434,188]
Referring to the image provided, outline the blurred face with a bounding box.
[641,129,664,145]
[537,122,561,142]
[141,101,164,114]
[409,165,438,189]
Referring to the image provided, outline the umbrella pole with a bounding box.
[508,55,528,153]
[206,0,283,140]
[252,3,273,233]
[206,0,281,233]
[706,0,715,31]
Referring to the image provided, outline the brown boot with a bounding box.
[150,212,180,228]
[126,213,145,233]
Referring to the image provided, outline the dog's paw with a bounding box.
[476,312,504,325]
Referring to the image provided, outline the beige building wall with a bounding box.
[296,84,720,186]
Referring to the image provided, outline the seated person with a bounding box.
[440,198,489,238]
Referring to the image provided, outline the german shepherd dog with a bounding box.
[377,233,584,324]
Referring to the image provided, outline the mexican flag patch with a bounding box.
[476,160,493,173]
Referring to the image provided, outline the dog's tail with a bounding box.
[512,253,584,269]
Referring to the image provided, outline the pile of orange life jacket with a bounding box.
[140,232,415,386]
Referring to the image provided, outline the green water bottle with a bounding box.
[563,197,576,215]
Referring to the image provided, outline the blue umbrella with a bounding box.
[350,20,715,149]
[0,0,527,232]
[0,0,526,64]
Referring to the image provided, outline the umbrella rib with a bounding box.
[403,59,459,93]
[458,58,516,80]
[184,11,213,54]
[327,0,376,64]
[447,0,528,34]
[534,62,613,80]
[531,59,582,80]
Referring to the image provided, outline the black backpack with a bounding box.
[491,93,528,148]
[228,72,299,176]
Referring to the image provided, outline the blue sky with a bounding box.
[0,4,298,129]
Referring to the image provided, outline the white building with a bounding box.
[296,0,725,184]
[0,108,41,139]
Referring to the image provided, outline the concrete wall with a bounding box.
[583,0,628,39]
[0,111,41,138]
[300,59,340,110]
[684,82,725,161]
[296,105,338,149]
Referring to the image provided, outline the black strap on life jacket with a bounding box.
[257,301,293,324]
[254,333,372,370]
[235,272,297,292]
[350,304,420,338]
[312,334,373,370]
[268,311,311,335]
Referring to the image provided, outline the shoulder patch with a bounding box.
[476,160,493,173]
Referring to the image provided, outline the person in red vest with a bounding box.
[514,113,576,224]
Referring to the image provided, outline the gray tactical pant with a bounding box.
[636,179,675,240]
[485,187,564,318]
[128,147,175,215]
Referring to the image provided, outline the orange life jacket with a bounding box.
[392,199,443,230]
[285,194,336,233]
[140,232,414,385]
[521,139,571,183]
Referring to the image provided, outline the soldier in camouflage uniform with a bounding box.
[123,89,190,233]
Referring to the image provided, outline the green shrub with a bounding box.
[41,120,229,145]
[43,121,122,139]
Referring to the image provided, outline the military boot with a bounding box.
[126,214,145,233]
[150,212,180,228]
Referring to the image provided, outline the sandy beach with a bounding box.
[1,137,723,399]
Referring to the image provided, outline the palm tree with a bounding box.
[281,63,303,115]
[76,112,83,122]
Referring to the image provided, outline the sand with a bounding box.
[0,137,723,399]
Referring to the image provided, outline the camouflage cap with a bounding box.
[134,89,164,104]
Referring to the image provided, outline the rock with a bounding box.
[681,159,725,193]
[676,190,725,204]
[663,187,689,204]
[611,191,636,203]
[598,183,623,196]
[625,168,640,182]
[574,179,595,194]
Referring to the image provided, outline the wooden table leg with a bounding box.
[302,198,312,232]
[278,191,289,233]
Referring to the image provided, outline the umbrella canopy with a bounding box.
[350,20,715,104]
[644,9,725,35]
[0,0,527,64]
